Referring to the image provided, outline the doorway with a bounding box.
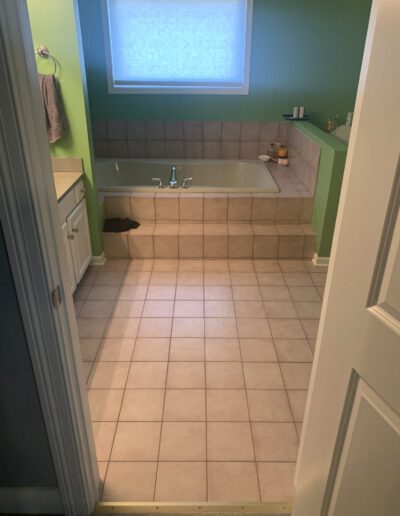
[4,0,394,514]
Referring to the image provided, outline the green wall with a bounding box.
[295,122,348,258]
[27,0,103,256]
[78,0,371,129]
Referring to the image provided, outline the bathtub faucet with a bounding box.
[182,177,193,189]
[169,165,178,188]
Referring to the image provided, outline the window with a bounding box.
[103,0,253,94]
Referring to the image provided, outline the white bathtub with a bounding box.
[96,159,279,193]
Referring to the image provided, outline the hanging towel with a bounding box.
[38,74,67,143]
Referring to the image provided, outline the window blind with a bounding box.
[105,0,252,93]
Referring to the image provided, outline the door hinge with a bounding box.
[52,285,62,308]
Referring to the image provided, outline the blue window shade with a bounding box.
[104,0,252,94]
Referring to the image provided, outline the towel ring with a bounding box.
[35,45,57,75]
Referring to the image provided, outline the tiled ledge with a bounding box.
[102,223,316,260]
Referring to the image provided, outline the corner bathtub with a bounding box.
[96,159,279,194]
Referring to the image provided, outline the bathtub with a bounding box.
[96,159,279,193]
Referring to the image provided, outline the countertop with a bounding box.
[54,172,83,201]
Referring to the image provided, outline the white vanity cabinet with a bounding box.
[58,178,92,293]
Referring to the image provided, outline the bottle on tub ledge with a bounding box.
[258,142,288,166]
[277,143,289,166]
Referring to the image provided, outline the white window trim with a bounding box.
[101,0,253,95]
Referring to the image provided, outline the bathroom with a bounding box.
[6,0,398,514]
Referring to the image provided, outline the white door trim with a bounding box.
[0,2,99,515]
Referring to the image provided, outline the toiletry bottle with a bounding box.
[299,106,305,118]
[267,143,275,158]
[346,112,353,126]
[278,144,288,158]
[293,107,299,119]
[324,118,333,133]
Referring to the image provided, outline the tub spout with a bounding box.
[182,177,192,189]
[169,165,178,188]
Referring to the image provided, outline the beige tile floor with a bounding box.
[74,258,326,503]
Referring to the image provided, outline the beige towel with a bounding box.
[38,74,67,143]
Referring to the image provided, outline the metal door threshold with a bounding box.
[94,501,292,515]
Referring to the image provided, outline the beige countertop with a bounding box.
[54,172,83,201]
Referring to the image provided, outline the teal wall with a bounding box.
[78,0,371,129]
[295,122,348,258]
[27,0,103,256]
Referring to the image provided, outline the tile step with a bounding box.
[102,224,316,260]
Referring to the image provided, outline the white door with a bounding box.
[293,1,400,515]
[61,221,77,294]
[67,199,91,283]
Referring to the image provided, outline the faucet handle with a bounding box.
[152,177,164,188]
[181,177,193,188]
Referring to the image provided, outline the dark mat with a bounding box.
[103,218,140,232]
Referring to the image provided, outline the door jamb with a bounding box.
[0,1,99,515]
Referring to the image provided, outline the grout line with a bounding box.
[202,268,208,501]
[230,266,262,503]
[152,279,174,502]
[91,260,140,499]
[281,267,309,442]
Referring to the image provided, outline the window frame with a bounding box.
[101,0,253,95]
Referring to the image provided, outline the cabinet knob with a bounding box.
[72,227,79,233]
[68,233,75,240]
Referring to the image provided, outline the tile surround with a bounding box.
[93,120,320,196]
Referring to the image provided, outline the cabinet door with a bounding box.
[67,199,92,283]
[61,221,77,294]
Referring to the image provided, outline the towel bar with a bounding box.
[35,45,57,75]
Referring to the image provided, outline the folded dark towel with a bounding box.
[38,74,68,143]
[103,218,141,232]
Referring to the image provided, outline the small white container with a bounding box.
[299,106,305,118]
[346,112,353,126]
[292,106,299,118]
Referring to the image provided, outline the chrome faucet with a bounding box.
[181,177,193,189]
[169,165,178,188]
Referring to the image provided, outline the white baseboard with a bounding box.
[91,252,106,266]
[0,487,62,514]
[312,252,330,267]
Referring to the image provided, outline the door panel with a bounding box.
[328,380,400,516]
[377,208,400,320]
[293,0,400,514]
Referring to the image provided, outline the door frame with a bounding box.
[0,2,99,515]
